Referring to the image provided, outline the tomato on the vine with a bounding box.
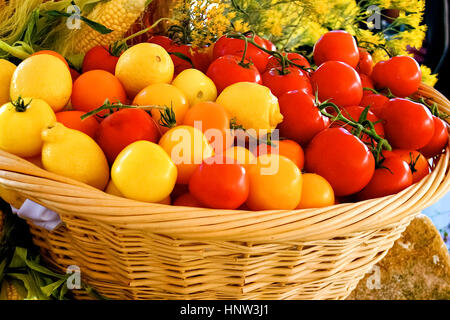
[313,30,360,68]
[262,66,312,98]
[213,35,270,73]
[380,98,435,150]
[305,128,375,196]
[277,90,330,146]
[266,52,311,71]
[189,156,249,209]
[95,108,161,164]
[357,155,413,200]
[372,56,422,98]
[419,116,448,158]
[311,61,363,107]
[391,149,430,183]
[359,73,374,91]
[330,105,384,144]
[206,55,262,93]
[262,38,277,52]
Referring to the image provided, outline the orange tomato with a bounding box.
[253,139,305,170]
[55,111,99,139]
[159,125,214,184]
[297,173,335,209]
[32,50,69,69]
[246,154,303,210]
[133,83,189,133]
[71,70,127,116]
[173,193,202,207]
[183,102,233,153]
[225,146,256,167]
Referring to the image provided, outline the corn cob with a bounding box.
[72,0,147,54]
[6,282,22,300]
[0,209,3,240]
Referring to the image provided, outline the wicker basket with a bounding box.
[0,83,449,300]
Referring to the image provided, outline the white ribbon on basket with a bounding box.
[11,199,62,231]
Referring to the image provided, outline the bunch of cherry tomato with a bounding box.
[57,29,448,211]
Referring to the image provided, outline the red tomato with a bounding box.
[262,66,312,98]
[266,52,311,71]
[69,68,80,82]
[391,149,431,183]
[356,48,374,76]
[381,98,435,150]
[419,116,448,158]
[32,50,69,69]
[191,46,213,73]
[55,111,99,139]
[189,157,249,209]
[262,38,277,52]
[313,30,360,68]
[359,73,374,91]
[360,93,389,118]
[311,61,363,107]
[173,193,202,207]
[148,35,172,50]
[331,105,384,144]
[278,91,330,146]
[305,128,375,196]
[82,45,120,74]
[372,56,422,98]
[167,43,193,76]
[357,155,413,200]
[95,108,161,164]
[213,35,270,73]
[206,55,262,93]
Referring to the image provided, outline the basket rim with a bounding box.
[0,83,449,242]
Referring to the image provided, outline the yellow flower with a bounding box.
[420,65,438,87]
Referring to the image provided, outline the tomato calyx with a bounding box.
[81,100,177,129]
[315,95,391,166]
[11,96,32,113]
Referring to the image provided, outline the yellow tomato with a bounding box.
[115,43,174,98]
[106,179,171,205]
[225,146,256,166]
[172,69,217,105]
[0,97,56,157]
[133,83,189,133]
[10,55,72,112]
[246,154,302,211]
[216,82,283,136]
[111,141,177,203]
[297,174,335,209]
[0,59,16,106]
[159,125,214,184]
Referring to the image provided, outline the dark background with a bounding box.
[424,0,449,97]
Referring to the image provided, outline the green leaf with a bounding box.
[40,278,67,297]
[9,248,27,269]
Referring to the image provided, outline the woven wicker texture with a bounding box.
[0,84,449,300]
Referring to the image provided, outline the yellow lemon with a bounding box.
[133,83,189,132]
[111,141,177,203]
[0,97,56,157]
[41,123,109,190]
[172,69,217,106]
[10,55,72,112]
[216,82,283,136]
[0,59,16,106]
[159,125,214,184]
[115,43,174,98]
